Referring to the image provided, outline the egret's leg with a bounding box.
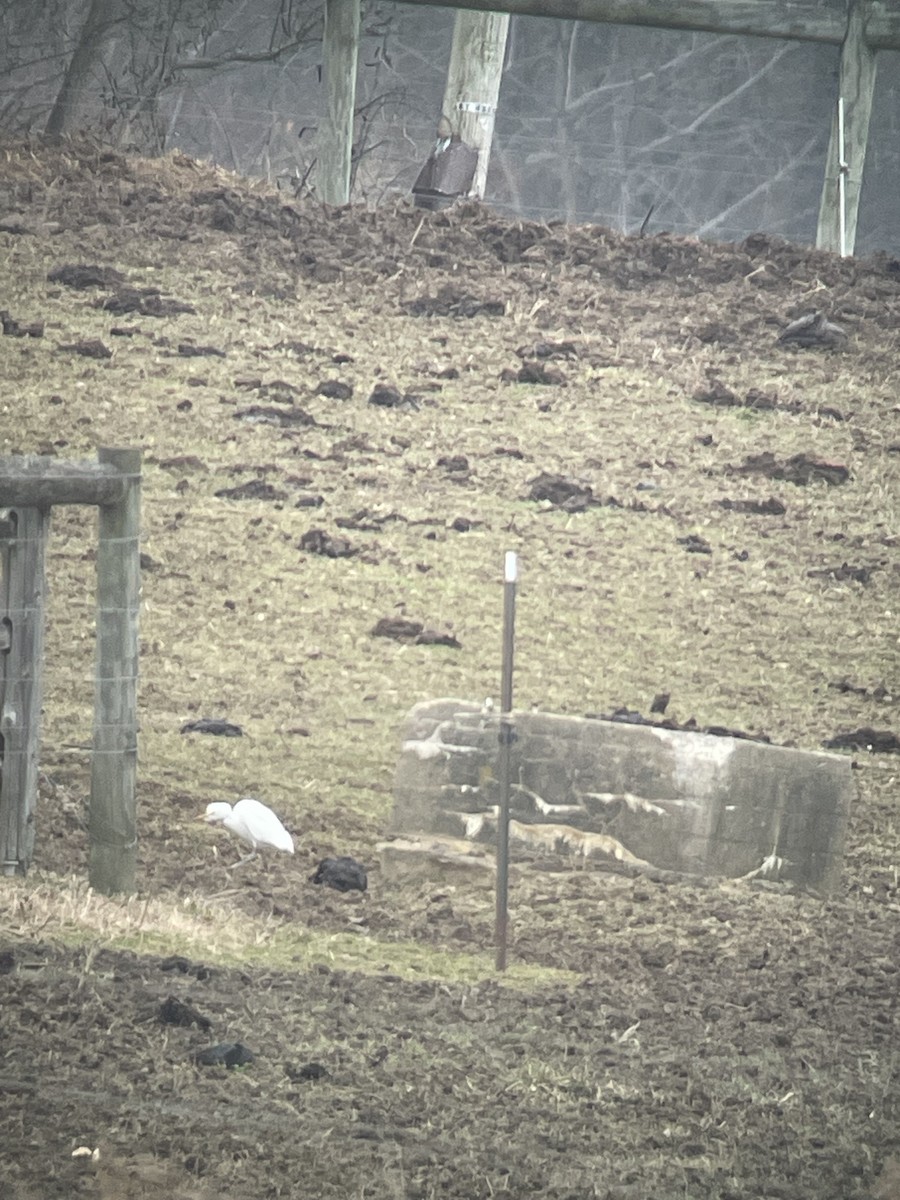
[227,849,258,870]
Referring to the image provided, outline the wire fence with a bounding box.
[1,14,899,251]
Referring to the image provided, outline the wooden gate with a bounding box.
[0,447,141,894]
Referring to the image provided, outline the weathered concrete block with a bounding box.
[390,699,855,893]
[377,834,495,889]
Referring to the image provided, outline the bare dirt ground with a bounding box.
[1,137,899,1199]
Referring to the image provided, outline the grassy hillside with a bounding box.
[1,137,898,1200]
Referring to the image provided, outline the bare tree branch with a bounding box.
[173,36,319,72]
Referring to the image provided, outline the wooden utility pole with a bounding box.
[89,447,142,895]
[443,9,510,199]
[318,0,360,205]
[816,2,877,255]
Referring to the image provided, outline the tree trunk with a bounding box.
[45,0,121,138]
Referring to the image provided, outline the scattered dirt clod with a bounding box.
[180,717,243,737]
[158,996,212,1030]
[299,529,357,558]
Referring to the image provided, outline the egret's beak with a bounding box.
[195,811,210,822]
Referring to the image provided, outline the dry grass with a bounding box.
[0,871,578,988]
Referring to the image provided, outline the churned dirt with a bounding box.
[1,136,899,1199]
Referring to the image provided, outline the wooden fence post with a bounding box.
[319,0,361,205]
[816,0,877,255]
[89,447,142,895]
[0,507,48,876]
[443,9,510,199]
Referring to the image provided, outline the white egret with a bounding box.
[198,798,294,866]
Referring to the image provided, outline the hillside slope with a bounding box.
[1,138,899,1200]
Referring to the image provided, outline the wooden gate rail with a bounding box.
[390,0,900,49]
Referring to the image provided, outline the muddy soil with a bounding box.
[2,890,898,1200]
[0,138,899,1199]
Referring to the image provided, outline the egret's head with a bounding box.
[198,802,232,825]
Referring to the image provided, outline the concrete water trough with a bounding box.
[384,698,855,894]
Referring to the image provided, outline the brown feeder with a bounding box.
[412,118,478,210]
